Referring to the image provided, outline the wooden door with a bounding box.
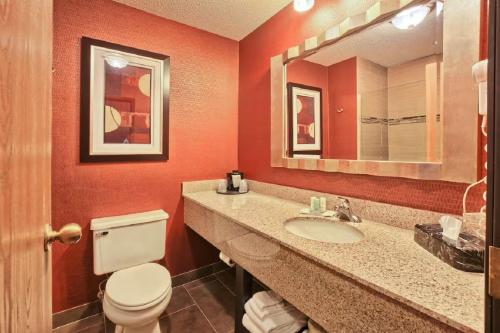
[0,1,53,332]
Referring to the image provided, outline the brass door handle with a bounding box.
[44,223,82,251]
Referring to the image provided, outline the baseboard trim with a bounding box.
[52,300,101,330]
[52,260,228,329]
[171,260,227,287]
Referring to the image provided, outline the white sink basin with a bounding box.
[284,217,364,244]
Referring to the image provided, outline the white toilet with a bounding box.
[91,210,171,333]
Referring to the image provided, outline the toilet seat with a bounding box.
[105,263,171,311]
[103,287,172,330]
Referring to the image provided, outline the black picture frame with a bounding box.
[287,82,323,158]
[80,36,170,162]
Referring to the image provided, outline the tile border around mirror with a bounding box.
[270,0,480,182]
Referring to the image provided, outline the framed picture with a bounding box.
[287,83,322,158]
[80,37,170,162]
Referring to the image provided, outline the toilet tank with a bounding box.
[91,210,168,275]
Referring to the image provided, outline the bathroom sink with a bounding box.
[284,217,364,244]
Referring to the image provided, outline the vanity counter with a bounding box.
[183,188,483,332]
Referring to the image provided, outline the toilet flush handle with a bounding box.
[44,223,82,251]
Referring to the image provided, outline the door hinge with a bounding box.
[490,246,500,299]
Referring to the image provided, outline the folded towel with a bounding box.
[245,299,307,333]
[243,314,265,333]
[248,297,295,320]
[267,320,307,333]
[246,310,304,333]
[253,291,283,309]
[278,321,308,333]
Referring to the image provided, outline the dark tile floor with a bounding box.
[53,268,240,333]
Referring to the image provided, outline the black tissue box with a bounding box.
[414,224,484,273]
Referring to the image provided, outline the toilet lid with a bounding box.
[106,263,171,308]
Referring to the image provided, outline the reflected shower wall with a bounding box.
[358,57,388,161]
[359,55,442,162]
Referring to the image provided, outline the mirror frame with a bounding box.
[270,0,480,182]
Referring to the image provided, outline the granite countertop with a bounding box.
[183,190,484,333]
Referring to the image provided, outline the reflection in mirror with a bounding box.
[285,1,443,162]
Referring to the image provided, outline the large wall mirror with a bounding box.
[270,0,480,182]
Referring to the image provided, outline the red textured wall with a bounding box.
[327,57,357,159]
[238,0,484,215]
[286,60,330,155]
[52,0,238,312]
[52,0,488,313]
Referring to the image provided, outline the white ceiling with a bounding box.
[113,0,293,41]
[305,8,443,68]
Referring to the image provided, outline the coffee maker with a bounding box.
[226,170,244,192]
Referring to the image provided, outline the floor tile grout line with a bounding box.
[194,302,219,333]
[182,274,215,285]
[53,272,233,333]
[72,325,100,333]
[159,303,197,320]
[183,275,219,293]
[183,285,219,333]
[214,273,236,297]
[65,304,201,333]
[72,320,105,333]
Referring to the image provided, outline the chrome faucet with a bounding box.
[334,197,362,223]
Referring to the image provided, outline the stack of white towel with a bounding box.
[242,291,307,333]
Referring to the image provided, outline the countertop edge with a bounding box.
[183,193,479,333]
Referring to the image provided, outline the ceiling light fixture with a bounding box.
[294,0,314,12]
[391,5,431,30]
[436,1,443,16]
[104,54,129,69]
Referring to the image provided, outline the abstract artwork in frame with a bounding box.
[80,37,170,162]
[287,82,322,158]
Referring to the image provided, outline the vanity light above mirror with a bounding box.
[270,0,480,182]
[391,1,439,29]
[294,0,314,12]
